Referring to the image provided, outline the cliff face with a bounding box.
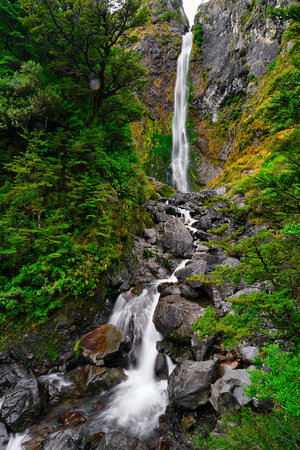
[189,0,292,185]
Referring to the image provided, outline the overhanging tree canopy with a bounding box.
[20,0,149,119]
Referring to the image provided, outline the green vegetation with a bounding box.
[0,0,151,331]
[192,3,300,446]
[194,24,203,50]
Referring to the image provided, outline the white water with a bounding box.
[171,32,193,193]
[6,432,28,450]
[92,260,187,440]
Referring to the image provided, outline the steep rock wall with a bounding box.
[189,0,292,185]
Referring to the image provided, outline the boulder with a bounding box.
[154,353,169,380]
[210,369,252,414]
[160,217,194,258]
[74,364,126,394]
[153,295,205,343]
[42,424,91,450]
[95,431,150,450]
[79,324,126,367]
[235,346,259,364]
[191,333,217,361]
[1,377,46,432]
[0,364,31,396]
[175,260,207,288]
[168,360,217,409]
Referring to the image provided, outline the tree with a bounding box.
[20,0,149,121]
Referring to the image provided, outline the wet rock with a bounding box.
[191,333,217,361]
[210,369,252,414]
[63,411,86,427]
[155,353,169,380]
[1,376,46,432]
[156,340,180,361]
[155,437,170,450]
[0,422,9,448]
[153,295,205,343]
[74,365,126,394]
[160,217,194,258]
[42,424,91,450]
[0,363,31,396]
[79,324,126,367]
[168,360,217,409]
[95,431,150,449]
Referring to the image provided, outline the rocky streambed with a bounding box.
[1,188,268,449]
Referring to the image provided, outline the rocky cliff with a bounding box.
[189,0,292,185]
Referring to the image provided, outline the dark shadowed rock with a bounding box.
[153,295,205,343]
[154,353,169,380]
[160,217,194,258]
[1,377,46,432]
[210,369,252,414]
[168,360,217,409]
[74,365,126,394]
[42,424,91,450]
[0,364,31,397]
[79,324,126,367]
[191,333,217,361]
[95,431,150,450]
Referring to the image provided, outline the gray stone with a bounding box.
[175,260,207,288]
[168,360,217,409]
[160,217,194,258]
[95,431,150,450]
[191,333,217,361]
[236,346,259,364]
[153,295,205,342]
[1,377,46,432]
[43,424,91,450]
[210,369,252,414]
[155,353,169,380]
[143,228,158,244]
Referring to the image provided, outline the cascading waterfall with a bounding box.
[171,31,193,193]
[91,261,187,440]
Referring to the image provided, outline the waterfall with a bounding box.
[91,260,187,441]
[171,31,193,193]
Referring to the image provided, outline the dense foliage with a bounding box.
[0,0,151,327]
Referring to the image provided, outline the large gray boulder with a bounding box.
[160,217,194,258]
[168,360,217,409]
[1,376,46,432]
[43,424,91,450]
[95,431,150,450]
[210,369,252,414]
[175,260,207,288]
[153,295,205,342]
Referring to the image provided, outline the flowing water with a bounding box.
[171,32,193,193]
[90,260,187,440]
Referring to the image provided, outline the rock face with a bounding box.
[0,422,9,449]
[190,0,292,183]
[160,217,194,258]
[1,376,46,432]
[79,324,126,367]
[193,0,291,117]
[168,360,217,409]
[210,369,252,414]
[153,295,205,342]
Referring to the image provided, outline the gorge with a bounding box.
[0,0,299,448]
